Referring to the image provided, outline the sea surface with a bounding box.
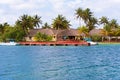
[0,44,120,80]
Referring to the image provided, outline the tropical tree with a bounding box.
[34,32,52,41]
[99,16,109,25]
[109,19,118,29]
[0,24,4,34]
[75,8,83,26]
[101,23,112,36]
[42,22,51,29]
[16,14,42,35]
[34,32,42,41]
[0,22,9,34]
[83,8,98,31]
[115,28,120,36]
[101,29,108,37]
[16,14,31,34]
[75,8,97,31]
[52,14,71,30]
[99,16,119,38]
[33,15,42,28]
[78,26,89,37]
[13,26,26,41]
[82,8,93,24]
[2,25,25,42]
[100,16,118,29]
[87,17,98,31]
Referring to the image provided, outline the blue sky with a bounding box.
[0,0,120,28]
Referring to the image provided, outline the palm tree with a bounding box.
[42,22,51,29]
[52,14,70,30]
[99,16,109,25]
[87,17,98,31]
[16,14,30,34]
[16,14,42,34]
[101,24,113,38]
[83,8,93,24]
[100,18,119,41]
[101,29,109,37]
[75,8,97,31]
[75,8,83,26]
[0,22,9,34]
[83,8,98,31]
[115,28,120,36]
[109,19,118,29]
[78,26,89,37]
[33,15,42,28]
[0,24,4,33]
[99,16,112,37]
[104,24,111,32]
[100,18,118,32]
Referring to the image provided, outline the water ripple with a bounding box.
[0,45,120,80]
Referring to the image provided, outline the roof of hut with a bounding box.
[28,28,54,36]
[80,32,86,36]
[58,29,79,36]
[39,28,54,36]
[28,28,80,37]
[51,29,64,35]
[89,29,103,36]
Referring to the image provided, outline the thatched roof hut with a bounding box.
[89,29,103,36]
[58,29,79,36]
[28,28,54,37]
[28,28,81,38]
[39,28,54,36]
[29,28,104,37]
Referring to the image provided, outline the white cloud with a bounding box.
[0,0,24,5]
[11,3,37,10]
[0,0,15,4]
[0,0,120,28]
[9,0,46,10]
[0,9,4,14]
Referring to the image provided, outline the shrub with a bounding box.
[34,32,53,41]
[91,35,102,42]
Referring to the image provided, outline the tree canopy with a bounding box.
[75,8,98,31]
[42,22,51,29]
[16,14,42,35]
[52,14,71,30]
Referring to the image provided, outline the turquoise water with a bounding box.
[0,45,120,80]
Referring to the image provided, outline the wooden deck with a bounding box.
[19,41,90,46]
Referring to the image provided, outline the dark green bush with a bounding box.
[91,35,102,42]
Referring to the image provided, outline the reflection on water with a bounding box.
[0,45,120,80]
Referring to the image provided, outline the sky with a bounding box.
[0,0,120,28]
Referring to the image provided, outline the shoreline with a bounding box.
[99,42,120,45]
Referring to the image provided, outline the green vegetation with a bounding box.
[0,24,25,42]
[75,8,98,31]
[42,22,51,29]
[16,14,42,35]
[52,14,71,30]
[0,7,120,42]
[34,32,52,41]
[91,35,102,42]
[78,26,89,37]
[0,14,42,42]
[100,16,120,37]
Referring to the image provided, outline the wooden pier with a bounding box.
[19,41,90,46]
